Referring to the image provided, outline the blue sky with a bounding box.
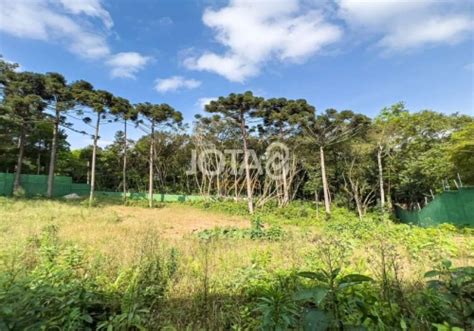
[0,0,473,148]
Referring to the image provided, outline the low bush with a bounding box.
[196,217,287,241]
[0,225,177,330]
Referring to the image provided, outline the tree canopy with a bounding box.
[0,58,472,213]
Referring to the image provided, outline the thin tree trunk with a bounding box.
[355,190,363,221]
[13,127,26,192]
[377,144,385,209]
[123,119,127,202]
[47,108,60,198]
[86,161,90,184]
[36,151,41,175]
[148,121,155,208]
[282,162,289,206]
[240,116,254,214]
[234,173,238,200]
[320,145,331,215]
[88,112,101,206]
[215,152,221,197]
[279,128,290,206]
[315,190,319,218]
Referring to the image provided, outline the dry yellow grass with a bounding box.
[1,198,472,328]
[1,198,471,301]
[0,199,250,265]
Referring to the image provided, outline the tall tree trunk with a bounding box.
[148,121,155,208]
[214,152,221,197]
[279,129,289,206]
[320,145,331,215]
[281,162,289,206]
[377,144,385,209]
[86,161,90,185]
[123,119,127,202]
[47,108,60,198]
[234,173,238,200]
[36,151,41,175]
[315,190,319,218]
[240,117,254,214]
[13,126,26,192]
[354,188,363,221]
[88,112,101,206]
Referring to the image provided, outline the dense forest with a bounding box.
[1,57,473,214]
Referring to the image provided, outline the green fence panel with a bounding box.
[0,173,204,203]
[21,174,46,197]
[396,187,474,227]
[0,173,76,197]
[0,173,14,196]
[71,183,91,196]
[95,191,204,202]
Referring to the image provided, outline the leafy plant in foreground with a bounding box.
[296,268,373,330]
[424,260,474,330]
[256,276,300,331]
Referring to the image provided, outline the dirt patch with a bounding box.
[108,204,249,239]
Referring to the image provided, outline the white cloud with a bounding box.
[337,0,473,52]
[184,0,342,82]
[58,0,113,29]
[0,0,151,77]
[0,0,111,59]
[106,52,152,78]
[155,76,202,93]
[196,97,217,110]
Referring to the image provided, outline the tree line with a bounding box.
[0,58,182,207]
[1,58,472,215]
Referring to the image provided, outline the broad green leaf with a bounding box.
[400,318,407,330]
[294,287,329,305]
[298,271,327,282]
[424,270,440,278]
[339,274,373,285]
[331,267,341,279]
[81,314,93,323]
[302,308,330,331]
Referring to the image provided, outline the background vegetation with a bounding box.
[1,57,473,214]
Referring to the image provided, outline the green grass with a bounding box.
[0,197,472,330]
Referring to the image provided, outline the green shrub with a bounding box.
[196,217,287,241]
[0,225,178,330]
[424,260,474,330]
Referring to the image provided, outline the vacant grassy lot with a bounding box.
[1,197,473,330]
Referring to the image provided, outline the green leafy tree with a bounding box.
[256,98,315,206]
[448,122,474,185]
[305,109,370,216]
[136,103,182,207]
[371,102,408,209]
[71,81,114,205]
[44,72,75,197]
[110,97,137,200]
[1,69,48,191]
[386,110,471,206]
[205,91,264,214]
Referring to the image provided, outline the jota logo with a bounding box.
[186,142,290,180]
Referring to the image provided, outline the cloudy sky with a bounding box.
[0,0,473,148]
